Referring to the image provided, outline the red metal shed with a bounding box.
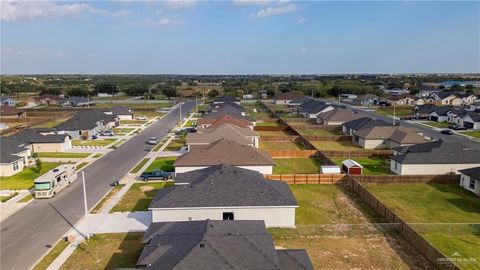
[341,159,363,175]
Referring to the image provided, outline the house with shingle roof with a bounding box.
[175,139,274,174]
[390,141,480,175]
[137,220,313,269]
[459,167,480,196]
[0,138,31,176]
[8,128,72,152]
[202,109,255,122]
[274,92,305,105]
[213,95,240,105]
[54,109,118,139]
[61,96,95,107]
[352,94,380,106]
[102,106,134,120]
[315,108,363,126]
[298,100,334,118]
[428,106,452,122]
[342,117,390,136]
[461,111,480,130]
[188,123,259,149]
[0,106,26,118]
[0,96,17,106]
[150,165,297,227]
[353,126,427,149]
[196,115,254,129]
[33,94,61,106]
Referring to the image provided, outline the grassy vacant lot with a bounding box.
[258,130,293,136]
[33,117,70,129]
[33,240,69,270]
[312,141,365,151]
[61,233,144,270]
[0,162,63,190]
[365,183,480,268]
[298,128,343,137]
[273,158,321,174]
[112,127,134,135]
[130,158,150,173]
[330,157,391,175]
[91,184,125,213]
[135,111,165,119]
[36,152,90,158]
[423,121,450,128]
[268,185,432,269]
[259,141,303,150]
[120,120,147,125]
[375,106,413,117]
[460,130,480,138]
[72,139,116,147]
[110,182,172,212]
[144,157,176,172]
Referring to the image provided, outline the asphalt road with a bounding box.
[0,101,195,270]
[335,101,480,150]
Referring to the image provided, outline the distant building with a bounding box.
[0,96,16,106]
[459,167,480,196]
[352,94,380,106]
[34,94,61,106]
[0,138,31,177]
[0,106,26,118]
[61,96,95,107]
[274,92,304,105]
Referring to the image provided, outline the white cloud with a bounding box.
[0,1,129,22]
[232,0,272,6]
[141,17,185,28]
[297,17,306,23]
[162,0,197,10]
[251,3,298,18]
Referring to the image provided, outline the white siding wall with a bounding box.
[459,174,480,196]
[32,140,72,152]
[151,206,297,227]
[175,165,273,175]
[390,161,480,175]
[360,138,387,149]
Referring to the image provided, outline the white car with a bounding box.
[102,130,115,136]
[136,116,147,120]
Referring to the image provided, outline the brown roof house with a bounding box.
[315,108,363,125]
[0,106,26,119]
[33,94,62,106]
[353,126,428,149]
[274,92,304,105]
[187,123,260,150]
[174,139,275,174]
[197,115,254,129]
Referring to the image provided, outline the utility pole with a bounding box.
[338,95,340,106]
[81,171,91,240]
[87,92,90,108]
[179,102,182,124]
[393,104,396,126]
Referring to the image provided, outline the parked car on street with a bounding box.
[136,116,147,120]
[440,129,454,135]
[449,124,467,130]
[400,115,415,120]
[140,170,172,181]
[146,139,158,145]
[102,130,115,136]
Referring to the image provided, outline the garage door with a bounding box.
[430,116,438,122]
[464,122,474,129]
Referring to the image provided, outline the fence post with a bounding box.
[294,174,296,184]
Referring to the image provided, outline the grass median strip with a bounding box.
[76,162,89,171]
[91,184,125,213]
[72,139,116,147]
[110,182,173,212]
[1,192,18,203]
[19,193,34,203]
[130,158,150,173]
[36,152,91,158]
[32,240,69,270]
[92,153,103,158]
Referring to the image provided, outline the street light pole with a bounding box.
[179,102,182,124]
[81,171,91,240]
[393,104,396,126]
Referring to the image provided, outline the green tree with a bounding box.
[208,89,219,98]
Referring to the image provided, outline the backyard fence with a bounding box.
[265,173,346,184]
[254,126,289,131]
[266,149,318,158]
[303,135,352,142]
[345,176,460,270]
[354,174,460,184]
[260,135,298,142]
[319,149,393,158]
[281,117,315,123]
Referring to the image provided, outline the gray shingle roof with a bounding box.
[110,106,133,115]
[299,100,330,114]
[150,165,297,208]
[459,167,480,179]
[54,109,117,131]
[430,106,452,116]
[275,92,305,101]
[187,124,257,146]
[138,220,313,270]
[343,117,390,131]
[463,111,480,122]
[214,95,239,103]
[0,138,29,163]
[9,129,70,144]
[316,108,363,123]
[391,141,480,164]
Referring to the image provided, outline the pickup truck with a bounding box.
[140,170,172,181]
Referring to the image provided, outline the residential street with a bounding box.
[0,101,195,270]
[335,102,480,150]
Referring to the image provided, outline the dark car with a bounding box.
[140,170,172,181]
[449,125,467,131]
[440,129,454,135]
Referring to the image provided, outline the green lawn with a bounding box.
[256,121,281,127]
[60,233,144,270]
[184,120,196,127]
[130,158,150,173]
[365,183,480,268]
[258,130,293,136]
[76,162,89,170]
[1,192,18,202]
[330,157,391,175]
[19,193,33,203]
[312,141,366,151]
[135,111,166,119]
[120,120,147,125]
[33,240,69,270]
[92,153,103,158]
[72,139,116,147]
[36,152,90,158]
[375,106,414,117]
[298,129,344,137]
[112,128,134,135]
[423,121,450,128]
[91,184,125,213]
[164,138,185,151]
[33,117,71,128]
[110,182,173,212]
[0,162,64,190]
[259,141,303,150]
[95,102,171,110]
[273,158,322,174]
[144,157,176,172]
[460,130,480,138]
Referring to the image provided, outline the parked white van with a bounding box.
[34,164,77,199]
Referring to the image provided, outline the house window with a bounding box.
[222,212,234,220]
[469,179,476,190]
[78,131,82,135]
[13,161,19,171]
[394,162,398,170]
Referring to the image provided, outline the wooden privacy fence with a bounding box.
[345,176,459,270]
[254,125,289,131]
[281,117,315,123]
[320,149,393,158]
[260,135,299,142]
[289,124,339,130]
[265,173,347,184]
[354,174,460,184]
[0,117,54,123]
[303,135,352,142]
[267,149,318,158]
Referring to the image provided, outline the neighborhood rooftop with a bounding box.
[0,138,29,164]
[391,141,480,164]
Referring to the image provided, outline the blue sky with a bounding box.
[1,1,479,74]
